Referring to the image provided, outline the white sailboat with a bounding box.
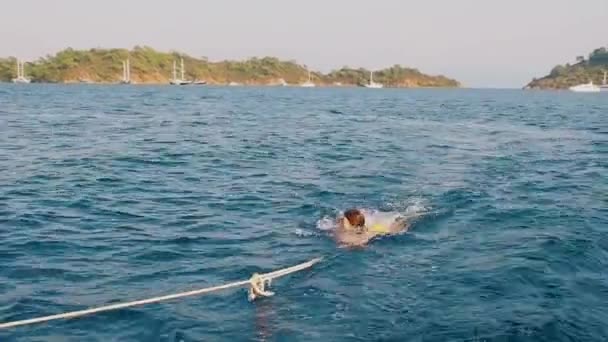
[120,59,131,84]
[170,58,192,85]
[301,70,315,87]
[364,70,383,88]
[600,71,608,91]
[12,60,31,84]
[569,81,600,93]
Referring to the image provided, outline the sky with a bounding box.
[1,0,606,88]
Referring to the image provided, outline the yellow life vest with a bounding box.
[369,223,390,234]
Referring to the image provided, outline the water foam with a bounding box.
[316,198,431,231]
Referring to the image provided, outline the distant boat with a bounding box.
[193,80,207,85]
[601,71,608,91]
[364,71,383,88]
[301,70,315,87]
[228,81,241,86]
[170,58,192,85]
[12,60,31,84]
[120,59,131,84]
[278,78,287,86]
[569,81,600,93]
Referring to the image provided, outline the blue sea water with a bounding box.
[0,84,606,341]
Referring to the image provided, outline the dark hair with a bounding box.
[344,209,365,227]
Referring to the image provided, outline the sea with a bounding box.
[0,84,606,341]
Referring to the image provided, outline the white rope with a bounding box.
[0,257,322,330]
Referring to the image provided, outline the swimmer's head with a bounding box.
[343,209,365,230]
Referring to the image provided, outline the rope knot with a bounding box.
[248,273,275,302]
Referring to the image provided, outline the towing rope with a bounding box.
[0,257,322,330]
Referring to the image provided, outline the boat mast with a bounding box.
[172,60,177,81]
[181,58,185,81]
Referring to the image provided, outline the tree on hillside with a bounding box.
[589,47,608,66]
[550,65,567,77]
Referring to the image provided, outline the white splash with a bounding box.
[294,228,316,237]
[316,217,337,231]
[316,198,431,231]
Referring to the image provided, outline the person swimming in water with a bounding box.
[335,208,410,247]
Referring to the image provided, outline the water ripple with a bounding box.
[0,86,606,341]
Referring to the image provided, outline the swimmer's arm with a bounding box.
[334,227,374,247]
[389,217,410,234]
[336,217,345,230]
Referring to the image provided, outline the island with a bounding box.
[525,46,608,90]
[0,46,460,88]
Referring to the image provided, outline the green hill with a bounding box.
[526,47,608,89]
[0,46,460,87]
[326,65,459,87]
